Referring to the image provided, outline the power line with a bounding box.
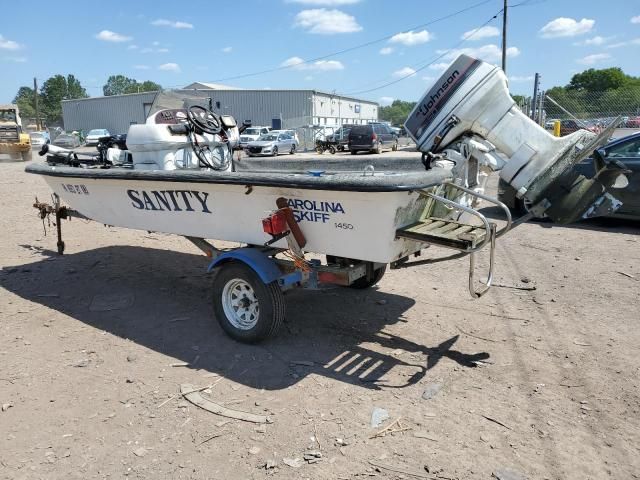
[338,9,503,96]
[199,0,495,84]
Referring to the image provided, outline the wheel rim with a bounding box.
[221,279,259,330]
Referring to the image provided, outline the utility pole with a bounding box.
[33,77,41,130]
[531,73,540,121]
[501,0,508,73]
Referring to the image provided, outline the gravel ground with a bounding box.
[1,151,639,480]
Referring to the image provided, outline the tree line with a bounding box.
[13,75,161,126]
[379,67,640,125]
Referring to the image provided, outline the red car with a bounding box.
[626,117,640,128]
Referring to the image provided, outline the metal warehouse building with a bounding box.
[61,83,379,149]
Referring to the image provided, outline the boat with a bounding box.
[26,55,629,343]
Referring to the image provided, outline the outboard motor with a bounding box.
[405,54,629,223]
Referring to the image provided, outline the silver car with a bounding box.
[85,129,110,146]
[246,132,297,156]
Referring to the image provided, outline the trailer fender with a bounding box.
[207,248,282,284]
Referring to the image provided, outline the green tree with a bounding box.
[12,86,40,120]
[40,74,88,124]
[567,68,628,92]
[132,80,161,93]
[103,75,138,96]
[103,76,161,95]
[379,100,416,125]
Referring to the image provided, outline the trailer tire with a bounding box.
[349,265,386,289]
[326,256,386,289]
[316,146,324,154]
[212,262,285,343]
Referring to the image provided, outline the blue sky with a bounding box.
[1,0,639,105]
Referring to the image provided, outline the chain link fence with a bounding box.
[516,88,640,133]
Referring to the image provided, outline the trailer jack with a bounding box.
[33,194,86,254]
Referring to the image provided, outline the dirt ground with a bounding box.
[1,151,639,480]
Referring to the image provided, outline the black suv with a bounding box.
[348,123,398,154]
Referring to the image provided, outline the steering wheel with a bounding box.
[187,105,222,135]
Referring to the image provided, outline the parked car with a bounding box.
[348,123,398,154]
[326,126,352,151]
[559,119,600,137]
[97,133,127,150]
[270,130,300,149]
[246,132,297,156]
[52,133,82,149]
[239,126,272,148]
[85,129,110,146]
[29,131,50,148]
[626,117,640,128]
[499,132,640,220]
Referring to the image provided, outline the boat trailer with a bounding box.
[32,184,514,343]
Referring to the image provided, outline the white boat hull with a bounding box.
[41,175,433,264]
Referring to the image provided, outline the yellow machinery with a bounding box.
[0,104,31,161]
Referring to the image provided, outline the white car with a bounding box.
[239,126,272,148]
[29,131,50,148]
[85,129,111,146]
[246,132,297,156]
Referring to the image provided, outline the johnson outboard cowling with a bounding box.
[405,55,629,223]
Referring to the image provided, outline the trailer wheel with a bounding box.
[349,265,386,289]
[212,262,285,343]
[326,256,386,289]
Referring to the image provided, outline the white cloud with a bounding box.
[0,34,21,50]
[539,17,594,38]
[287,0,360,4]
[438,44,519,63]
[304,75,314,81]
[379,47,394,55]
[158,62,181,72]
[429,62,450,71]
[222,46,232,53]
[95,30,132,42]
[422,76,435,82]
[389,30,433,46]
[607,38,640,49]
[293,9,362,34]
[4,56,27,63]
[281,56,344,71]
[134,64,150,70]
[127,44,139,50]
[152,41,160,46]
[140,45,169,54]
[461,25,500,41]
[631,16,640,24]
[379,96,394,106]
[577,53,611,65]
[509,75,534,82]
[151,19,194,29]
[392,67,416,78]
[573,36,612,46]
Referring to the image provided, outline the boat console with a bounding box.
[127,105,239,172]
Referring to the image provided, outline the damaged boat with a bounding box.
[26,55,629,342]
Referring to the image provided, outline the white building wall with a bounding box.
[311,92,378,126]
